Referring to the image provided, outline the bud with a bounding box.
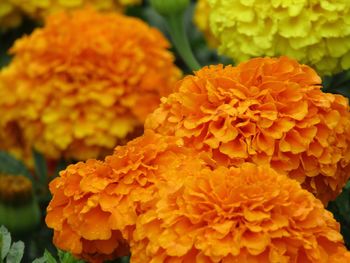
[150,0,190,16]
[0,175,40,234]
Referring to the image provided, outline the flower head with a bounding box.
[206,0,350,75]
[0,9,180,161]
[46,130,205,262]
[46,159,130,263]
[132,163,350,262]
[145,57,350,204]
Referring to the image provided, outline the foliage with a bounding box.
[33,250,84,263]
[0,226,25,263]
[1,225,88,263]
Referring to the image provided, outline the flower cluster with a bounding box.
[46,56,350,261]
[0,8,180,161]
[205,0,350,75]
[146,56,350,204]
[0,0,22,31]
[2,0,349,260]
[46,133,350,262]
[46,130,205,262]
[132,163,350,262]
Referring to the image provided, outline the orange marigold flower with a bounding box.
[0,9,181,161]
[145,56,350,204]
[46,130,205,262]
[132,163,350,262]
[46,159,130,263]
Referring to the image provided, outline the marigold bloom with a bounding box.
[0,9,180,161]
[132,163,350,262]
[194,0,218,47]
[0,1,22,31]
[10,0,141,20]
[145,57,350,204]
[206,0,350,75]
[46,130,205,262]
[46,159,130,263]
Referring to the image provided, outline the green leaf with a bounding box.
[5,241,24,263]
[32,257,47,263]
[44,250,57,263]
[32,149,48,185]
[33,250,58,263]
[57,250,65,262]
[0,226,11,261]
[58,250,83,263]
[0,152,32,180]
[34,250,85,263]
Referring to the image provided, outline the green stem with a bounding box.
[166,14,201,71]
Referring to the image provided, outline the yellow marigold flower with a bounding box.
[145,56,350,204]
[132,163,350,262]
[46,130,204,262]
[0,9,180,161]
[10,0,141,20]
[194,0,218,47]
[207,0,350,75]
[0,0,22,31]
